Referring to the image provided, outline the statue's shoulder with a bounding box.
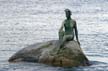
[71,19,76,23]
[62,19,67,24]
[71,19,76,26]
[64,19,67,22]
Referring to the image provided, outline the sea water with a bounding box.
[0,0,108,71]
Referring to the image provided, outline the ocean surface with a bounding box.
[0,0,108,71]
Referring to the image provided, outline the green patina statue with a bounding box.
[58,9,80,48]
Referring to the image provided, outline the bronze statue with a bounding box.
[58,9,80,48]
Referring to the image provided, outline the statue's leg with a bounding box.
[58,31,64,46]
[66,35,74,41]
[57,34,74,54]
[59,35,66,48]
[60,35,74,48]
[56,31,64,54]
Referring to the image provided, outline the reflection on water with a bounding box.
[0,0,108,71]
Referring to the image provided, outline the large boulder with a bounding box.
[8,40,90,67]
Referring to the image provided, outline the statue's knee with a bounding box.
[59,31,64,36]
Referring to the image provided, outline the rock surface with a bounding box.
[8,40,89,67]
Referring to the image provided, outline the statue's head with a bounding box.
[65,9,71,19]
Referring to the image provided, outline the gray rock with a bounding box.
[8,40,90,67]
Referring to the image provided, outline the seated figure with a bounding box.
[59,9,80,48]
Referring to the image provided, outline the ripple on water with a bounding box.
[0,0,108,71]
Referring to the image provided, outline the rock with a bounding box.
[8,40,90,67]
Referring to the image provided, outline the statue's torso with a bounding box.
[64,19,75,35]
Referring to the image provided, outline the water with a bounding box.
[0,0,108,71]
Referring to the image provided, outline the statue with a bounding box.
[8,9,90,67]
[58,9,80,48]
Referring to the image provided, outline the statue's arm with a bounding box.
[74,21,80,45]
[58,21,64,41]
[59,21,64,32]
